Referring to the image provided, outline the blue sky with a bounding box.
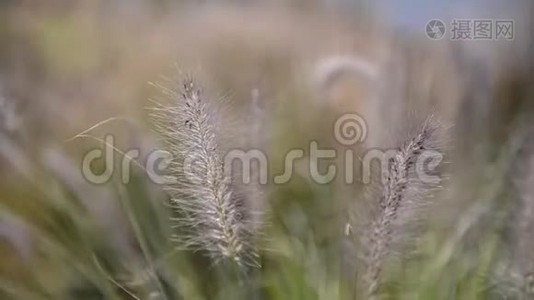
[374,0,522,30]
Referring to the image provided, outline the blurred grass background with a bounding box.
[0,0,533,299]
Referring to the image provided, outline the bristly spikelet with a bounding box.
[148,76,258,267]
[510,144,534,297]
[361,117,443,298]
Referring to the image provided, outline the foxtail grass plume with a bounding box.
[362,117,443,297]
[511,144,534,297]
[149,77,257,267]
